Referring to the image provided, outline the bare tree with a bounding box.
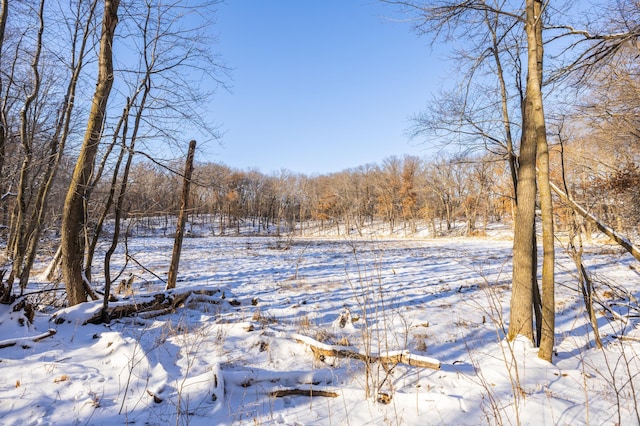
[385,0,557,359]
[54,0,226,306]
[166,140,196,291]
[526,0,555,362]
[14,1,100,297]
[0,0,8,232]
[61,0,120,306]
[7,0,46,296]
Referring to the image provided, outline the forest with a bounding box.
[1,1,640,425]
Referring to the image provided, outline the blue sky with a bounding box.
[206,0,450,175]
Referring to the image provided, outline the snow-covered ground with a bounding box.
[1,232,639,425]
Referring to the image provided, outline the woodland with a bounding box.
[1,1,640,425]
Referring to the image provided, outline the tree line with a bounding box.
[104,142,639,242]
[119,155,503,237]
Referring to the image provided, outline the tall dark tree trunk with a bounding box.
[103,61,153,318]
[61,0,120,306]
[0,0,8,303]
[100,126,129,322]
[0,0,7,205]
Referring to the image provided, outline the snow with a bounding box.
[1,232,640,425]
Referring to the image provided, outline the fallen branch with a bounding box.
[51,288,222,326]
[85,293,178,324]
[550,181,640,262]
[270,389,338,398]
[616,335,640,342]
[126,254,167,283]
[137,297,190,320]
[292,333,441,370]
[86,290,208,324]
[0,329,57,349]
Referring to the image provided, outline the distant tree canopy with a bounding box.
[86,148,635,239]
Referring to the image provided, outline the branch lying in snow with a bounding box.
[84,292,192,324]
[270,389,338,398]
[291,333,441,370]
[0,329,57,349]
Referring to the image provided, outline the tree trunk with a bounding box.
[485,7,518,203]
[20,0,98,290]
[0,0,8,232]
[509,125,536,343]
[166,140,196,290]
[19,0,99,293]
[103,66,153,319]
[60,0,120,306]
[532,0,555,362]
[508,0,543,343]
[7,0,45,296]
[100,140,128,322]
[85,108,129,283]
[508,0,555,360]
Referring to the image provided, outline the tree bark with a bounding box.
[509,136,537,341]
[0,0,8,233]
[0,329,56,349]
[508,0,542,344]
[102,68,152,319]
[61,0,120,306]
[166,140,196,290]
[100,127,129,323]
[569,235,603,349]
[530,0,555,363]
[85,105,129,283]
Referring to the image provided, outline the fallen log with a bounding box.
[49,289,220,325]
[89,289,223,324]
[292,333,441,370]
[84,292,191,324]
[0,329,57,349]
